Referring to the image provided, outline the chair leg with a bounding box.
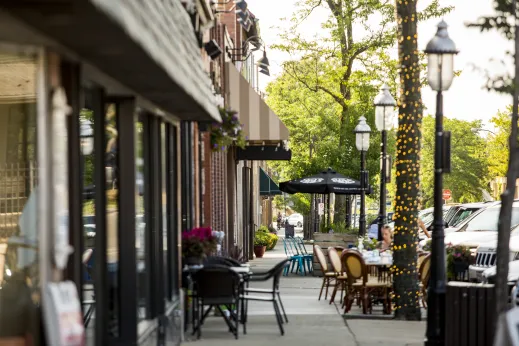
[277,292,289,323]
[318,277,327,300]
[325,278,331,300]
[362,288,369,315]
[329,282,339,304]
[273,300,285,335]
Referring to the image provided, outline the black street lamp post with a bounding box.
[424,20,457,346]
[354,116,371,236]
[374,84,396,240]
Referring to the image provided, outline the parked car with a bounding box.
[443,201,519,248]
[287,213,303,227]
[469,233,519,282]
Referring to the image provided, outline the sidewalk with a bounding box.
[183,236,425,346]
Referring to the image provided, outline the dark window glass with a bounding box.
[0,51,40,342]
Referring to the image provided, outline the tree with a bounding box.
[487,106,512,180]
[392,0,422,321]
[420,116,489,206]
[272,0,401,217]
[470,0,519,318]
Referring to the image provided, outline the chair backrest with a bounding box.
[287,238,302,256]
[327,247,342,274]
[314,245,328,273]
[271,259,291,290]
[419,254,432,286]
[193,265,241,301]
[283,237,294,257]
[296,237,309,254]
[342,250,368,285]
[417,252,428,276]
[204,256,234,266]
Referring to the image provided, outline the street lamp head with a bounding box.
[257,50,270,69]
[374,84,396,131]
[354,116,371,152]
[259,67,270,76]
[425,20,458,91]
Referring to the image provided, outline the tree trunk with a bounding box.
[495,0,519,319]
[393,0,422,320]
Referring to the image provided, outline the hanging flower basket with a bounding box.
[210,107,247,152]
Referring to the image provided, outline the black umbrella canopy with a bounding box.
[279,168,369,195]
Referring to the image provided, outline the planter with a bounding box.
[254,245,267,258]
[312,233,358,276]
[184,256,203,266]
[453,261,469,273]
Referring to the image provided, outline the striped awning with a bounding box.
[225,62,289,143]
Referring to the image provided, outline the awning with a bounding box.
[237,145,292,161]
[225,62,289,143]
[260,167,281,196]
[2,0,220,122]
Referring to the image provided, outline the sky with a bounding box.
[246,0,512,128]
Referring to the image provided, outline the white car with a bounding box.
[287,213,303,227]
[468,234,519,282]
[443,201,519,247]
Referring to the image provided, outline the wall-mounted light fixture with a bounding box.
[204,39,222,60]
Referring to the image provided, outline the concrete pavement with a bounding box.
[184,235,426,346]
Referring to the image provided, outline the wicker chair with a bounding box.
[314,245,337,300]
[327,247,347,305]
[419,254,432,309]
[342,251,391,314]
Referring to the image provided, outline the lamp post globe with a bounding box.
[374,84,396,240]
[354,116,371,236]
[425,20,458,92]
[374,84,396,131]
[424,20,457,346]
[354,116,371,152]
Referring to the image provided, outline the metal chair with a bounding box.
[242,259,290,335]
[314,244,337,300]
[282,237,305,276]
[192,265,243,339]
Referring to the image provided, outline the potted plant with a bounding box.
[254,232,269,258]
[356,235,378,251]
[210,107,247,152]
[182,227,217,266]
[446,244,473,280]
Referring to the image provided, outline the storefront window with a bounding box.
[0,51,40,342]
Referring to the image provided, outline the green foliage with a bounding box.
[356,235,378,251]
[328,221,358,235]
[420,115,490,206]
[210,107,246,152]
[257,225,269,233]
[487,106,511,179]
[254,231,270,247]
[446,244,473,280]
[266,233,279,251]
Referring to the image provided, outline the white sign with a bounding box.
[43,281,85,346]
[318,203,325,215]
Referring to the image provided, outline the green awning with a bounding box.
[259,167,282,196]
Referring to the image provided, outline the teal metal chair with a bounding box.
[282,237,306,276]
[294,237,313,273]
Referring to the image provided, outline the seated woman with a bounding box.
[378,225,393,251]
